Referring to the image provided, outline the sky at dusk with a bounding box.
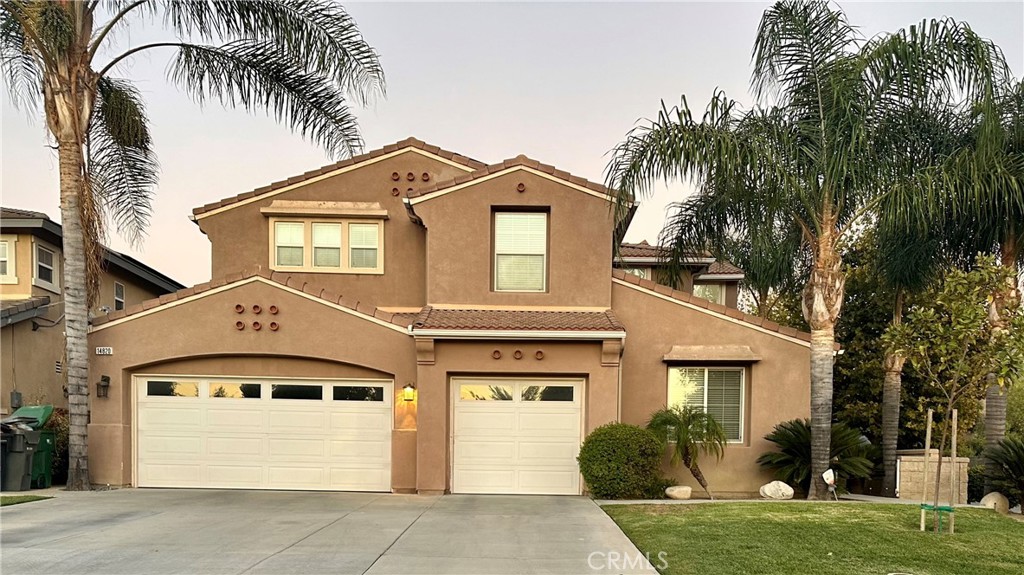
[2,1,1022,286]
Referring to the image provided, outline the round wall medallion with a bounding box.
[234,304,245,314]
[269,322,280,331]
[491,350,502,360]
[516,182,526,192]
[513,350,523,360]
[268,305,279,315]
[421,172,430,181]
[391,172,400,181]
[252,321,262,331]
[235,321,245,330]
[252,304,262,314]
[392,187,401,196]
[535,350,545,360]
[406,172,415,181]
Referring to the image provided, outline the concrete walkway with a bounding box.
[1,489,654,574]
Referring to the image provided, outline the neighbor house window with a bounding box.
[33,242,58,292]
[270,219,383,273]
[693,283,725,305]
[114,282,125,311]
[668,367,744,442]
[623,267,651,280]
[348,223,379,269]
[274,221,305,267]
[494,212,547,292]
[0,236,15,284]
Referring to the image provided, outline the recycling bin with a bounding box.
[1,427,38,492]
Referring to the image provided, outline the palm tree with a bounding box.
[647,406,727,500]
[605,0,1003,498]
[1,0,384,490]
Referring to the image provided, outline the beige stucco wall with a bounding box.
[87,278,418,487]
[197,151,471,308]
[414,339,620,494]
[612,280,811,496]
[95,266,163,316]
[413,170,615,308]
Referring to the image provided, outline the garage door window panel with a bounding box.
[333,386,384,402]
[521,385,574,401]
[460,384,513,401]
[147,380,200,397]
[272,384,323,400]
[210,382,262,399]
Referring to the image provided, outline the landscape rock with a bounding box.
[980,492,1010,514]
[665,486,692,500]
[759,480,795,500]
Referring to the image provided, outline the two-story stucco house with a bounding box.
[1,207,184,415]
[87,138,812,497]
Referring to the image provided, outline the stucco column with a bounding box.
[414,338,447,495]
[586,339,623,432]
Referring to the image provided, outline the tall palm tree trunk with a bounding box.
[985,231,1018,495]
[803,236,844,500]
[881,290,906,497]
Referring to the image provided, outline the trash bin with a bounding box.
[0,426,38,492]
[9,406,55,489]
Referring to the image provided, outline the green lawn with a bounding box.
[604,502,1024,575]
[0,495,53,507]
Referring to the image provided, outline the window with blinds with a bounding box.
[667,367,744,441]
[494,212,547,292]
[275,222,305,267]
[271,219,383,273]
[349,223,379,269]
[312,223,342,268]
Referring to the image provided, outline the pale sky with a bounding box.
[2,1,1022,286]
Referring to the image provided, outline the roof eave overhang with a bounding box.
[616,257,716,265]
[409,328,626,340]
[696,274,745,281]
[408,165,630,207]
[0,306,49,328]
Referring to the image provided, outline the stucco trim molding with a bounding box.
[662,345,762,363]
[415,338,435,365]
[612,277,813,349]
[601,339,623,367]
[408,328,626,341]
[90,276,410,335]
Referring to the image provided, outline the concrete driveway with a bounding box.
[1,489,654,574]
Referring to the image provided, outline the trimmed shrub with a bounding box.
[756,419,874,494]
[578,423,664,499]
[967,465,986,503]
[44,408,70,485]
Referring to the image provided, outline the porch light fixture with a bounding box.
[402,382,416,402]
[96,375,111,399]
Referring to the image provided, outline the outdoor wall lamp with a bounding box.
[403,382,416,402]
[96,375,111,399]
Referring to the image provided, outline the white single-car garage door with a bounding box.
[452,378,583,495]
[135,376,392,491]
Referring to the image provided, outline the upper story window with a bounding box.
[668,367,744,442]
[494,212,547,292]
[114,282,126,311]
[693,282,725,305]
[0,236,15,284]
[33,241,59,293]
[623,267,651,280]
[271,218,383,274]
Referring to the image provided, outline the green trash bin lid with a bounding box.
[10,405,54,429]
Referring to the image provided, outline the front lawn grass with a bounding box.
[0,495,53,507]
[604,502,1024,575]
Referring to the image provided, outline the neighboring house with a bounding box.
[87,138,812,497]
[1,207,184,415]
[615,240,745,308]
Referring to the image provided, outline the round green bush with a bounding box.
[577,423,664,499]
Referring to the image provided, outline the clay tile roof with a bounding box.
[89,266,412,331]
[191,137,486,217]
[610,269,821,346]
[1,207,48,220]
[703,261,745,276]
[411,307,625,332]
[406,155,618,201]
[618,241,667,258]
[1,296,50,326]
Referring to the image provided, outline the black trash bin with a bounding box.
[1,419,40,492]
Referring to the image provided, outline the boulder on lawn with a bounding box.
[980,492,1010,515]
[759,480,795,500]
[665,486,692,500]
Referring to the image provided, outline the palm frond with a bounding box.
[87,76,158,245]
[0,2,42,109]
[169,40,363,158]
[160,0,384,104]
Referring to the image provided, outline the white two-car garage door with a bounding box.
[452,378,583,495]
[135,376,391,491]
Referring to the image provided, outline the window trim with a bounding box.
[268,217,384,274]
[667,366,746,443]
[32,240,60,293]
[0,235,17,285]
[492,211,549,293]
[114,281,126,311]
